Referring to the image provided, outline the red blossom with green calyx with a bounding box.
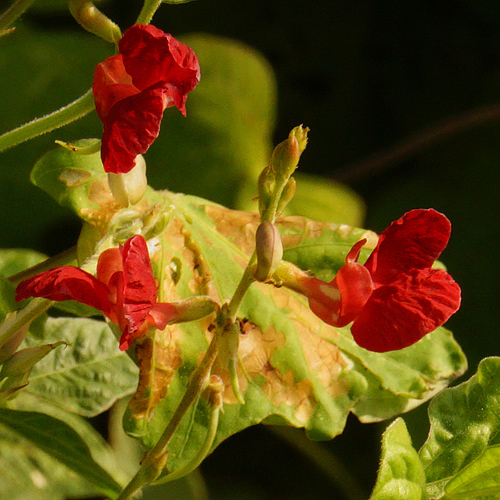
[93,24,200,174]
[301,209,461,352]
[15,235,178,351]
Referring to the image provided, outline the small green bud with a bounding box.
[276,177,296,216]
[108,155,148,207]
[254,221,283,282]
[68,0,121,44]
[269,125,309,180]
[0,342,66,379]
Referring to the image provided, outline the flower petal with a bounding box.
[118,24,200,114]
[120,235,158,334]
[93,55,138,122]
[350,268,461,352]
[99,83,168,173]
[364,209,452,285]
[15,266,114,316]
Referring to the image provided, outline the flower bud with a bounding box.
[169,296,220,324]
[68,0,121,44]
[254,221,283,282]
[276,177,296,216]
[269,125,309,180]
[107,155,147,207]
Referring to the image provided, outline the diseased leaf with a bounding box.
[31,154,466,476]
[117,192,465,472]
[370,418,426,500]
[420,357,500,500]
[0,399,127,498]
[22,316,138,417]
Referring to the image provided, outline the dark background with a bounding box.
[3,1,500,498]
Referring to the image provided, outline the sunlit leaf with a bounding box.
[370,418,426,500]
[31,155,466,475]
[420,357,500,499]
[116,192,465,472]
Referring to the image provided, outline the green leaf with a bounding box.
[22,316,138,417]
[370,418,426,500]
[0,400,126,498]
[420,357,500,499]
[147,34,277,208]
[0,421,99,500]
[444,444,500,499]
[111,192,465,473]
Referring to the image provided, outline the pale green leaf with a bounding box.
[22,316,138,417]
[420,357,500,499]
[370,418,426,500]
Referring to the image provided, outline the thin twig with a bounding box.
[334,102,500,183]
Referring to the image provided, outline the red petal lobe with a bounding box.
[364,209,451,285]
[350,268,461,352]
[15,267,114,316]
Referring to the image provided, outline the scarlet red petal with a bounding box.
[93,55,138,121]
[120,235,158,334]
[15,266,114,316]
[100,83,168,173]
[119,25,200,113]
[350,268,461,352]
[304,261,373,328]
[364,209,452,285]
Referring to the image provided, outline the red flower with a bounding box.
[93,24,200,174]
[15,235,178,351]
[301,209,461,352]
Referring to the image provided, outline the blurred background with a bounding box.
[1,0,499,498]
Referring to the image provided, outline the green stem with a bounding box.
[226,253,257,321]
[135,0,162,24]
[115,330,220,500]
[0,89,94,154]
[0,0,38,30]
[8,246,77,287]
[152,381,222,485]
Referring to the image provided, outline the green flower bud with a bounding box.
[254,221,283,282]
[168,296,220,324]
[68,0,121,44]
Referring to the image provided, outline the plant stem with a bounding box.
[0,89,94,154]
[226,254,256,321]
[135,0,162,24]
[8,246,77,287]
[0,0,38,30]
[115,330,220,500]
[269,426,367,500]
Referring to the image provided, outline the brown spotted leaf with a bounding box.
[114,192,466,473]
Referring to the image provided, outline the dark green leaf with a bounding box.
[0,401,126,498]
[23,316,138,417]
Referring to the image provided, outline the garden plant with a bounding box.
[0,1,498,499]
